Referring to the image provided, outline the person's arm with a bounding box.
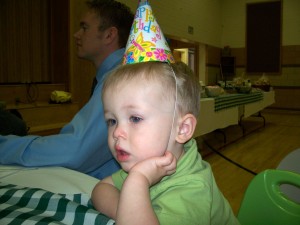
[116,151,177,225]
[0,94,117,179]
[92,176,120,219]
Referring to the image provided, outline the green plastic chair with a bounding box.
[237,169,300,225]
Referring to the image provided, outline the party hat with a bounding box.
[123,0,174,65]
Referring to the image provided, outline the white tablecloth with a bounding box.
[243,91,275,118]
[194,91,275,137]
[194,98,239,137]
[0,165,99,195]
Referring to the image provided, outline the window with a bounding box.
[0,0,69,84]
[246,1,281,74]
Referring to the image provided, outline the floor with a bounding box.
[195,108,300,215]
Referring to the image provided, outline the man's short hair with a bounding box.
[86,0,134,48]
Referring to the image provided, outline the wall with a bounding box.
[118,0,222,47]
[220,0,300,109]
[221,0,300,83]
[222,0,300,47]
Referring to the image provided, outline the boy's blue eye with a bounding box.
[106,119,116,127]
[130,116,142,123]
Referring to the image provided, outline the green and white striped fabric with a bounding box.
[214,91,263,111]
[0,183,115,225]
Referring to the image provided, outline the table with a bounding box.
[194,91,275,137]
[0,166,113,224]
[194,98,239,137]
[242,91,275,118]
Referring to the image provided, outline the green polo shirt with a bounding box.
[112,139,240,225]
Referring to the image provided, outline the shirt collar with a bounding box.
[96,48,125,83]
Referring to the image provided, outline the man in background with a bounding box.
[0,0,134,179]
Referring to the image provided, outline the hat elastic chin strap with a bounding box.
[165,65,178,154]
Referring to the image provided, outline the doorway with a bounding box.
[168,38,199,79]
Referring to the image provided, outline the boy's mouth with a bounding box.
[115,146,130,162]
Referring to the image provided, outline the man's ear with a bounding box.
[176,114,197,144]
[103,26,118,44]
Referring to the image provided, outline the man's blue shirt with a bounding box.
[0,49,124,179]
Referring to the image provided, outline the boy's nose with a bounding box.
[113,124,126,140]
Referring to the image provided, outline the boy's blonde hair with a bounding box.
[102,61,201,117]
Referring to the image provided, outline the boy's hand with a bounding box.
[129,151,177,186]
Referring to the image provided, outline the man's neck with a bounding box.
[95,44,121,69]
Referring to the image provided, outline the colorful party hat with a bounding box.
[123,0,175,65]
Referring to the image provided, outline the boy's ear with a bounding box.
[176,114,197,144]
